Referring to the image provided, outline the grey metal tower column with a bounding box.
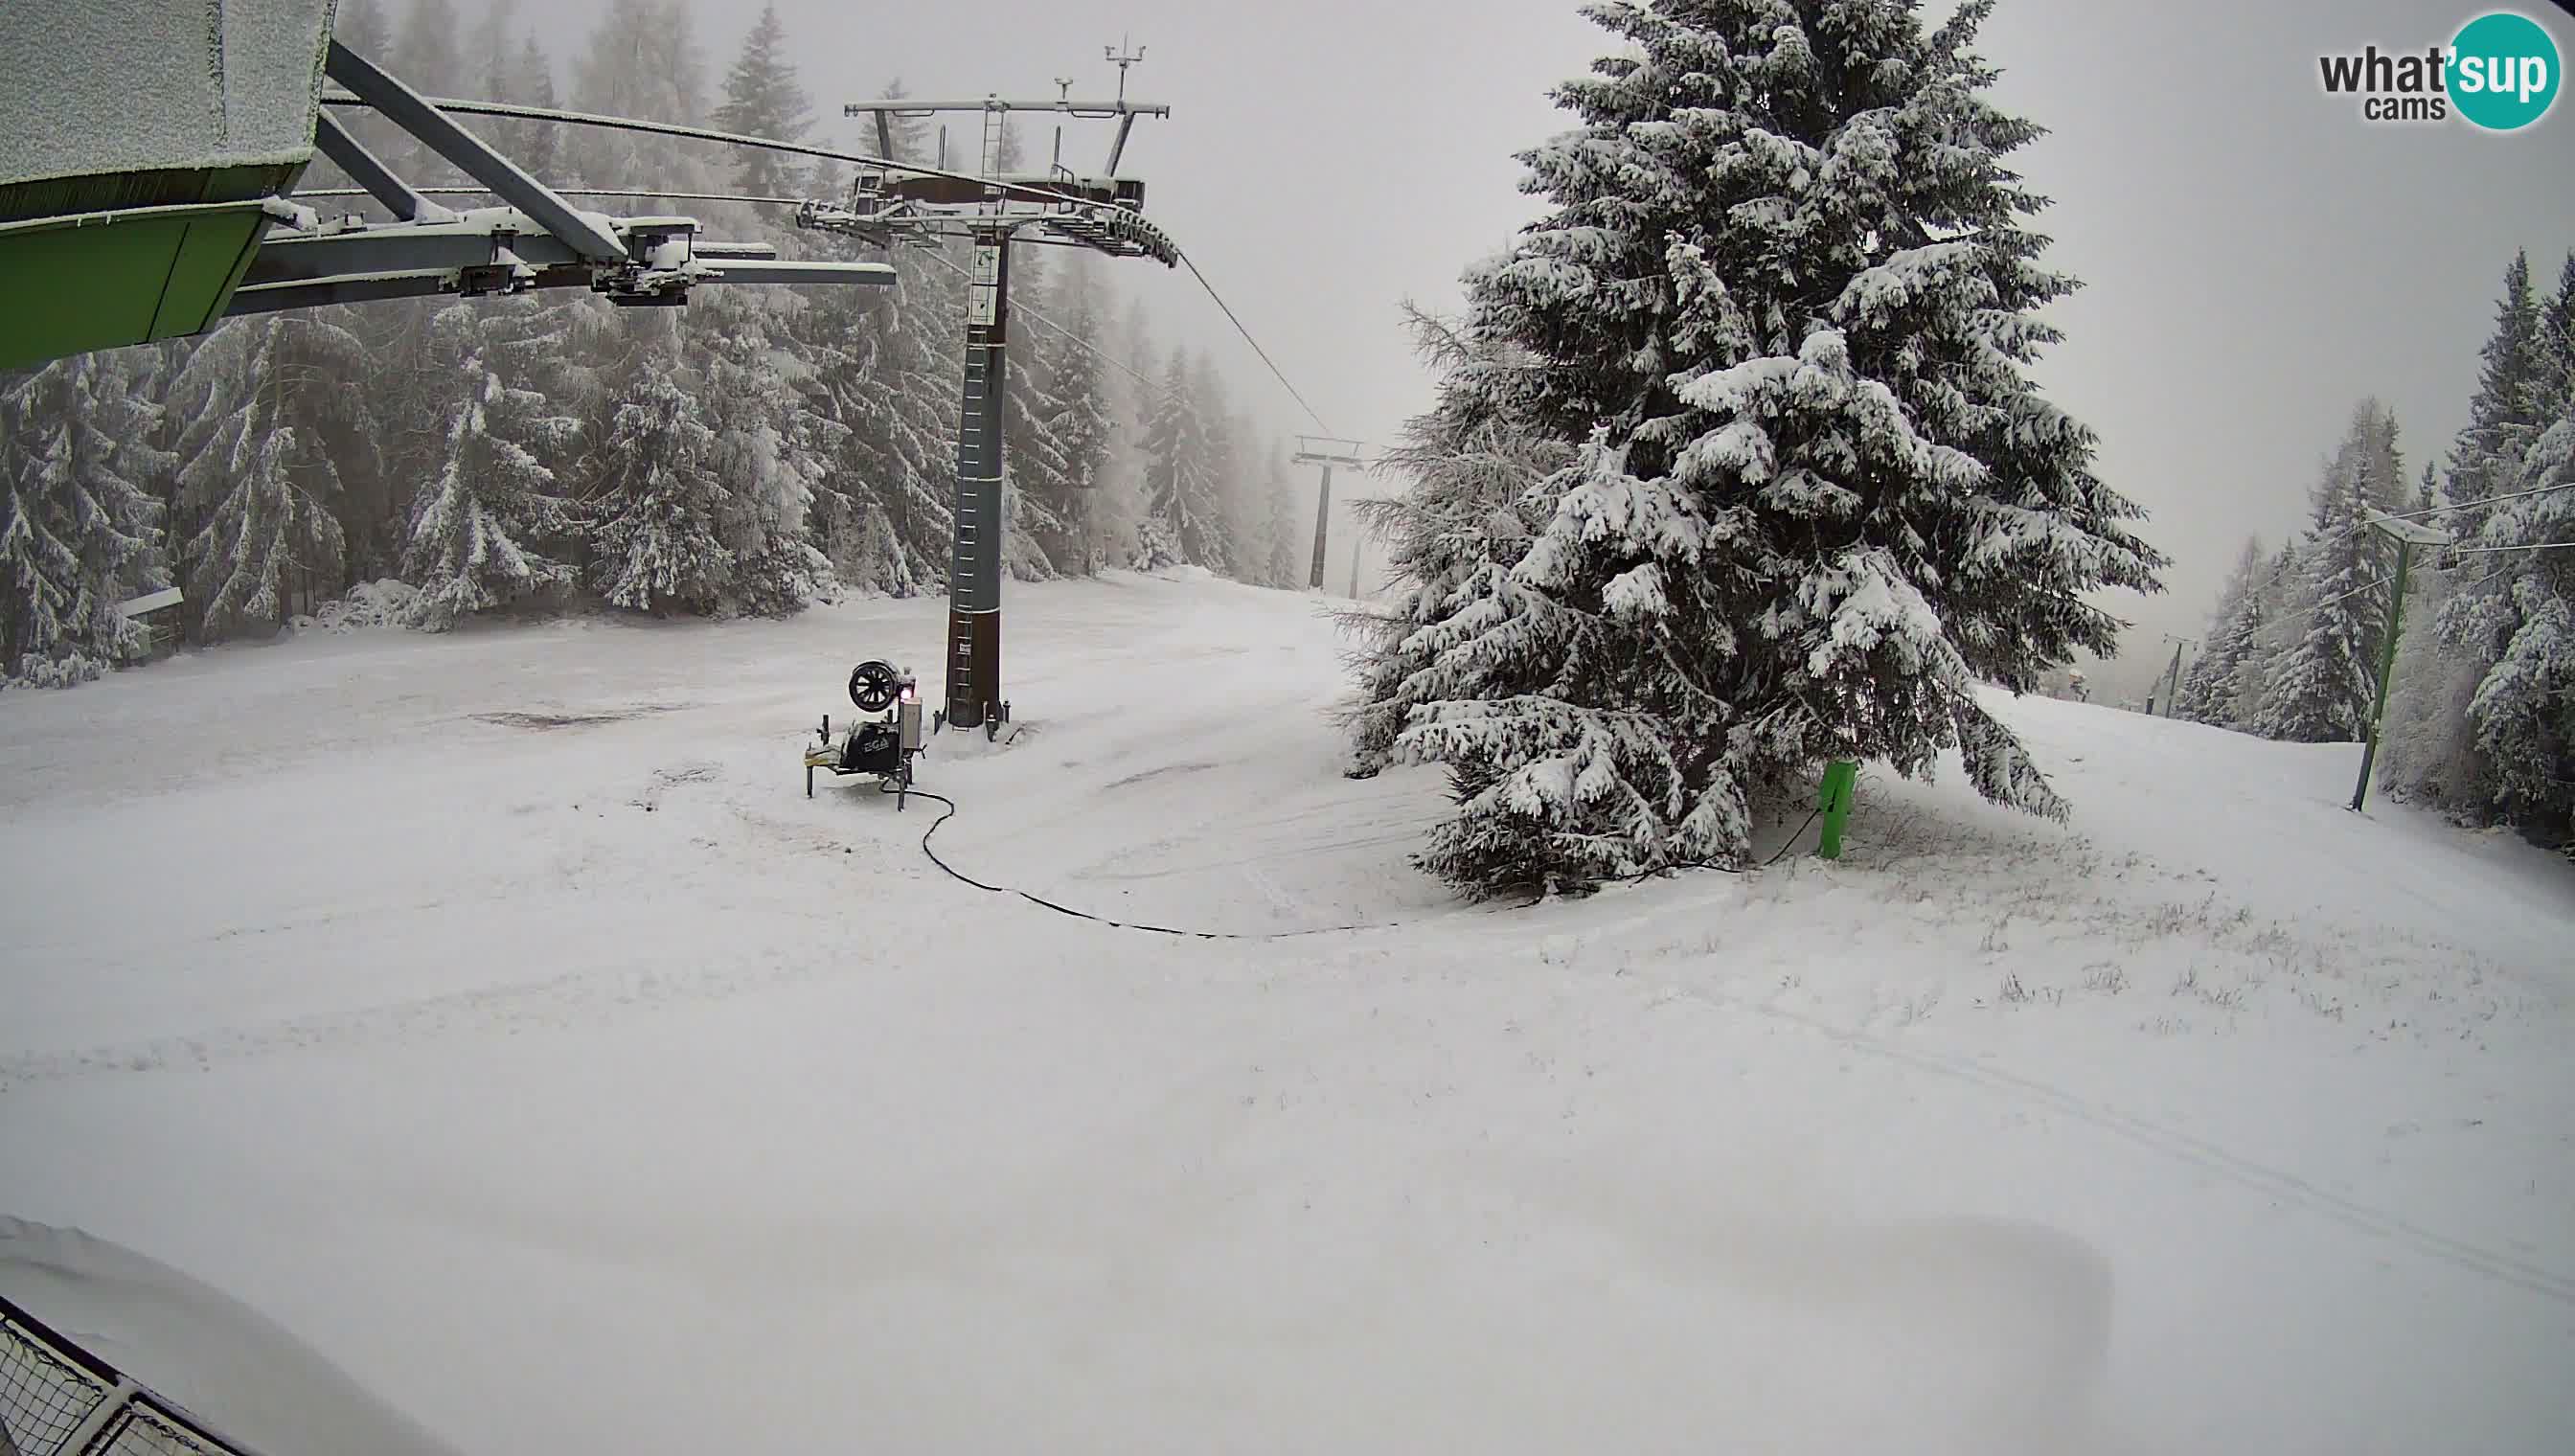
[946,226,1012,730]
[1307,465,1333,590]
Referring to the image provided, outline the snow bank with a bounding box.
[0,0,335,190]
[0,574,2567,1455]
[0,1218,465,1456]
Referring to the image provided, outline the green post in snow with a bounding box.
[1816,761,1858,860]
[2351,511,2450,814]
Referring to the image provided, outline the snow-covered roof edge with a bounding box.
[0,0,339,191]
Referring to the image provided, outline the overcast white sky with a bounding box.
[533,0,2574,692]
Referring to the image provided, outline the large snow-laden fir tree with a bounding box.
[2449,259,2575,837]
[1261,442,1306,588]
[1024,256,1120,574]
[585,371,729,615]
[2251,405,2399,743]
[1374,0,2163,897]
[1338,304,1580,780]
[2176,535,2265,726]
[708,4,810,199]
[167,316,374,639]
[0,353,170,674]
[1140,347,1226,570]
[2381,252,2563,816]
[692,285,839,616]
[402,301,581,629]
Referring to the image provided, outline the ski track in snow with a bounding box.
[4,573,2572,1454]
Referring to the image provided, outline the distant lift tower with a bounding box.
[809,45,1175,737]
[1292,436,1369,592]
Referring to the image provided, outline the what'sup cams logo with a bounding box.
[2316,10,2562,130]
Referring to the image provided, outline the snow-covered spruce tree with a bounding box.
[2253,414,2386,743]
[167,316,368,638]
[2395,253,2559,811]
[1033,260,1119,574]
[1263,443,1305,587]
[571,0,718,191]
[2376,556,2486,808]
[1191,357,1246,576]
[1141,347,1227,569]
[2454,287,2575,838]
[2443,252,2551,546]
[510,30,561,179]
[0,354,169,676]
[2176,535,2264,725]
[1338,304,1580,782]
[585,373,730,614]
[403,301,581,629]
[1379,0,2163,897]
[690,285,839,616]
[709,4,810,198]
[1084,292,1158,568]
[2541,251,2575,417]
[2230,540,2299,729]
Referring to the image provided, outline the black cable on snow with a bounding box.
[889,786,1402,941]
[895,789,1822,938]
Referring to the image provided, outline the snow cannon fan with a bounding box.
[803,660,926,808]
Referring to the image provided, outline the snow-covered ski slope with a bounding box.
[2,570,2569,1455]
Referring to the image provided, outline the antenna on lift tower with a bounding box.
[1106,37,1147,104]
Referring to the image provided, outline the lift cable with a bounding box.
[1173,246,1335,436]
[315,91,1107,213]
[312,94,1341,437]
[2381,478,2575,524]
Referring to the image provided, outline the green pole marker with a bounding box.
[1815,760,1858,860]
[2350,535,2415,814]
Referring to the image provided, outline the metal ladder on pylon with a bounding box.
[979,100,1007,200]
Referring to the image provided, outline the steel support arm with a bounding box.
[324,41,628,262]
[310,112,455,224]
[244,214,597,285]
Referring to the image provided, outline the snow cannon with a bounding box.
[804,660,927,808]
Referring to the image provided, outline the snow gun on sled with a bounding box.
[805,660,928,808]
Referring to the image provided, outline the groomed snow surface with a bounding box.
[3,570,2570,1455]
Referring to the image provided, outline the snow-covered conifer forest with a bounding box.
[2168,250,2575,852]
[0,0,1310,671]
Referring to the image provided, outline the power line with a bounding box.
[316,90,1338,465]
[2384,478,2575,522]
[2259,573,2394,635]
[1173,247,1334,435]
[316,91,1105,214]
[2440,539,2575,559]
[296,185,807,208]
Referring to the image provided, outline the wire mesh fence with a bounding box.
[0,1302,111,1456]
[0,1296,257,1456]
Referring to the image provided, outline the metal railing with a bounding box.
[1,1294,255,1456]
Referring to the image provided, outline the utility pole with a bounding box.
[2153,635,2194,717]
[1292,436,1368,591]
[819,58,1175,738]
[2351,510,2452,812]
[1347,532,1363,599]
